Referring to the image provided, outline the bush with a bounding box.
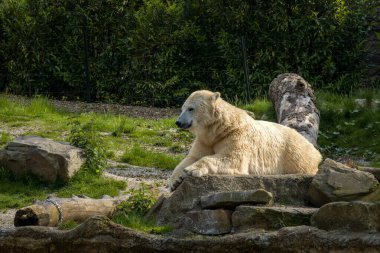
[0,0,377,105]
[68,119,107,174]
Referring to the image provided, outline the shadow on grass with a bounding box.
[0,167,126,210]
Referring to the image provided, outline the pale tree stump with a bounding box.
[269,73,320,147]
[14,196,118,227]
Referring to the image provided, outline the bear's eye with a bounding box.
[188,107,194,112]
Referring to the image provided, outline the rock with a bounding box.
[0,136,84,183]
[1,216,380,253]
[354,98,380,110]
[232,205,318,231]
[201,189,273,209]
[311,201,380,232]
[185,209,232,235]
[358,166,380,181]
[155,174,313,227]
[308,158,380,206]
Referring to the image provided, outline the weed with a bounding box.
[68,120,108,175]
[118,183,157,215]
[112,184,173,234]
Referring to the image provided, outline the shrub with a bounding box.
[0,0,377,105]
[68,119,107,174]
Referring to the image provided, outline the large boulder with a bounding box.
[0,136,84,183]
[308,159,380,206]
[154,174,313,227]
[311,201,380,232]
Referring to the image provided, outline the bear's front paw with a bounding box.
[168,173,186,192]
[184,166,208,177]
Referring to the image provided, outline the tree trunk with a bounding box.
[269,73,320,147]
[14,196,118,227]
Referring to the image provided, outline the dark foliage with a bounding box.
[0,0,377,106]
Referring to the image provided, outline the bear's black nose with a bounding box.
[175,120,182,127]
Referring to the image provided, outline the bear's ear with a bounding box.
[211,92,220,101]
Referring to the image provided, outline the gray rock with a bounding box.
[308,158,380,206]
[0,136,84,183]
[155,174,313,227]
[1,216,380,253]
[201,189,273,209]
[232,205,318,231]
[311,201,380,232]
[358,166,380,181]
[185,209,232,235]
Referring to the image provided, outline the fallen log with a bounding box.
[14,196,118,227]
[269,73,320,147]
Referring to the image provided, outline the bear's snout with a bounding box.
[175,119,192,129]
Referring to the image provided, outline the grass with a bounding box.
[121,145,184,170]
[0,90,379,210]
[316,90,380,164]
[111,183,173,234]
[112,212,173,234]
[58,220,79,230]
[0,167,126,210]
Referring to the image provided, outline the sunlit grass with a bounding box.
[121,144,184,170]
[112,212,173,234]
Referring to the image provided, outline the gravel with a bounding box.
[0,209,16,229]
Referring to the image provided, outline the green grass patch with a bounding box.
[112,183,173,234]
[121,144,184,170]
[55,170,126,198]
[241,99,276,121]
[112,212,173,234]
[0,167,126,210]
[58,220,79,230]
[317,90,380,163]
[0,132,13,147]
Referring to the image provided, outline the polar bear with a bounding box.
[168,90,322,191]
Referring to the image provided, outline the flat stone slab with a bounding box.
[232,205,318,231]
[311,201,380,232]
[155,174,313,227]
[201,189,273,209]
[185,209,232,235]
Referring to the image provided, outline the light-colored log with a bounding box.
[14,197,117,227]
[269,73,320,147]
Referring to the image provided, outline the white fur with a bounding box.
[169,90,322,191]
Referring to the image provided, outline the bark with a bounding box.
[269,73,320,147]
[14,196,117,227]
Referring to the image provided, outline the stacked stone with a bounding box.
[155,159,380,236]
[184,189,318,235]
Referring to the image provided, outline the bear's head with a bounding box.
[175,90,220,134]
